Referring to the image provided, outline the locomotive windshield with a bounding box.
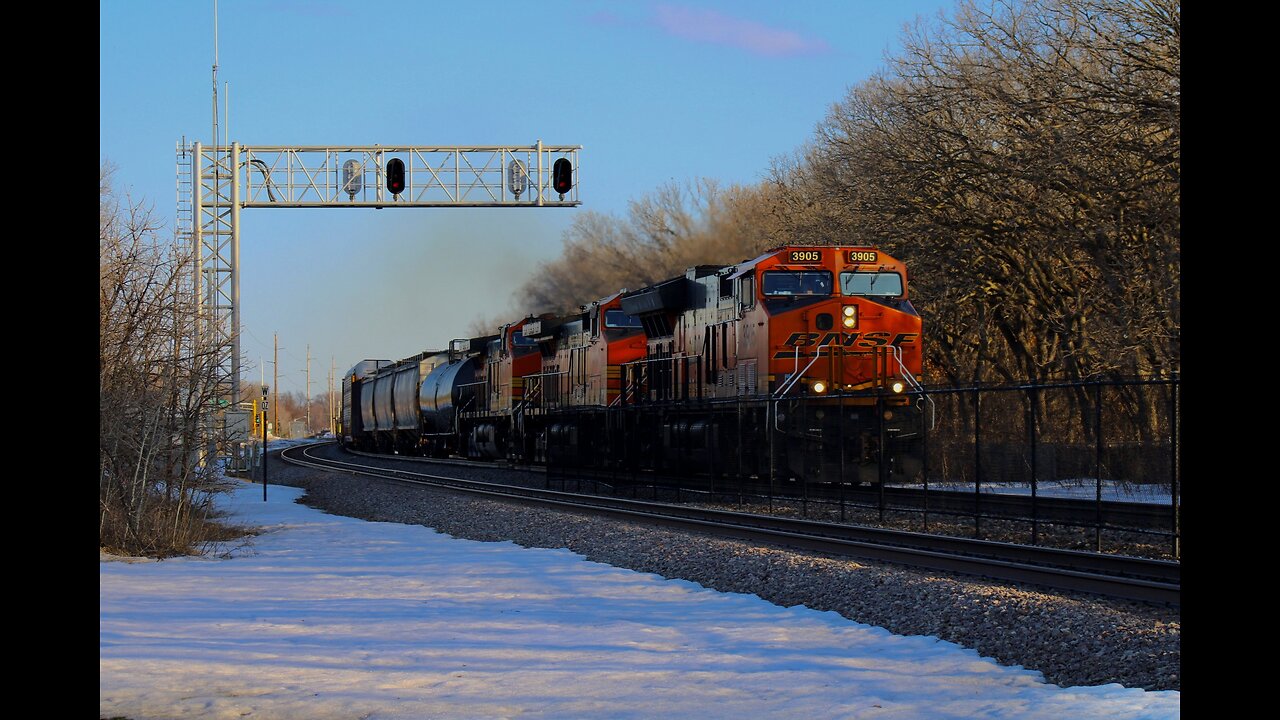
[604,310,643,328]
[762,270,833,296]
[840,271,902,297]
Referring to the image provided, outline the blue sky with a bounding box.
[101,0,955,397]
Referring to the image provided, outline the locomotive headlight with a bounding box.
[890,380,905,394]
[812,380,828,394]
[842,306,857,328]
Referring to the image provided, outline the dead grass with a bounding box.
[99,492,256,559]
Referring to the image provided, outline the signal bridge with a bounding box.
[226,143,581,207]
[175,140,580,463]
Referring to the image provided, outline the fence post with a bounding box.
[654,408,662,501]
[675,419,682,504]
[1170,380,1179,560]
[921,389,929,533]
[737,398,744,508]
[605,407,614,496]
[707,408,716,502]
[682,356,688,402]
[839,391,846,523]
[768,398,775,513]
[801,396,809,519]
[631,406,638,498]
[1029,381,1039,546]
[1095,381,1103,553]
[973,386,982,539]
[878,393,887,522]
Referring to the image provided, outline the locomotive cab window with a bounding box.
[840,271,903,297]
[762,270,833,296]
[604,310,643,328]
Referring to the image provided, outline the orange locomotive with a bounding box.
[455,318,544,459]
[614,245,921,397]
[463,291,649,461]
[548,244,927,485]
[750,245,922,397]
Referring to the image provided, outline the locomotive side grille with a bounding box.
[738,360,757,396]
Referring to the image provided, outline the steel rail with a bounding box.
[766,484,1172,530]
[282,443,1179,606]
[343,448,1173,577]
[555,466,1173,530]
[345,449,1169,529]
[345,446,546,474]
[910,489,1170,529]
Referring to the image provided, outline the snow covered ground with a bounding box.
[100,480,1180,719]
[899,480,1177,505]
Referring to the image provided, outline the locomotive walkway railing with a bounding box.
[546,376,1180,561]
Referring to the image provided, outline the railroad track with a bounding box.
[866,486,1174,530]
[282,442,1179,606]
[344,447,545,473]
[550,467,1174,530]
[340,448,1172,530]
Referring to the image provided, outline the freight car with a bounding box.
[341,245,926,485]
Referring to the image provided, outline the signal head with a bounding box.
[386,158,406,195]
[552,158,573,195]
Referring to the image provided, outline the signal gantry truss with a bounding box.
[174,140,581,453]
[238,143,581,207]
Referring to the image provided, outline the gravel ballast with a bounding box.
[261,451,1180,692]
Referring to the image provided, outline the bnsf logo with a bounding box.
[783,331,918,348]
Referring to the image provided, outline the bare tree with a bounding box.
[517,179,780,315]
[100,161,240,556]
[515,0,1178,400]
[778,0,1178,387]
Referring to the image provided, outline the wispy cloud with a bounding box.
[653,4,830,57]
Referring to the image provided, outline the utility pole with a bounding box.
[261,384,268,502]
[306,343,311,435]
[273,332,279,438]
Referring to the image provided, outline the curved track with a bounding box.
[339,447,1173,531]
[282,442,1179,606]
[550,465,1173,529]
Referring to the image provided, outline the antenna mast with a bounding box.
[212,0,219,156]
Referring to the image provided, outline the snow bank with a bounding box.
[101,481,1179,719]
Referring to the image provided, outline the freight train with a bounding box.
[341,245,926,486]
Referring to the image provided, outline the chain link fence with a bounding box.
[545,378,1179,559]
